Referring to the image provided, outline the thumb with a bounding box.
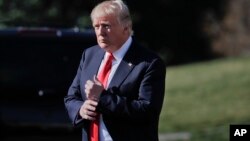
[93,75,102,85]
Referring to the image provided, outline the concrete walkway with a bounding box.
[159,132,191,141]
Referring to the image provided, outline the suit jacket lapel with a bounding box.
[84,48,105,80]
[108,60,134,88]
[108,41,137,88]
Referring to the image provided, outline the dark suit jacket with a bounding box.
[64,40,166,141]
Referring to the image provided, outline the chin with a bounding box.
[99,43,108,49]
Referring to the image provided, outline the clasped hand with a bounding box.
[79,75,104,120]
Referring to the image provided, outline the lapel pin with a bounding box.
[128,62,132,67]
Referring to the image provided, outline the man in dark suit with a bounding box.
[64,0,166,141]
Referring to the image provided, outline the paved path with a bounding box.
[159,132,191,141]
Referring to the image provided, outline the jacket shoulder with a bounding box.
[129,41,166,66]
[84,45,101,54]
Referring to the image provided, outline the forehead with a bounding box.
[92,14,119,24]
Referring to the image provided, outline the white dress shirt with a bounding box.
[97,36,132,141]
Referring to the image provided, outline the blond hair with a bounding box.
[91,0,133,35]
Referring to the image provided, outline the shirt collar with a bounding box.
[111,36,132,62]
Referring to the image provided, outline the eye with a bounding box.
[94,25,99,30]
[103,24,111,29]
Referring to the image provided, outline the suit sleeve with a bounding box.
[97,58,166,121]
[64,52,86,127]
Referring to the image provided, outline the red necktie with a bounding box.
[90,52,114,141]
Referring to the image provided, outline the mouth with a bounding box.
[98,38,108,44]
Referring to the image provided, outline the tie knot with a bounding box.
[107,52,114,61]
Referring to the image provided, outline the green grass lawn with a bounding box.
[159,55,250,141]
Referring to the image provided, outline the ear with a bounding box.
[123,26,129,34]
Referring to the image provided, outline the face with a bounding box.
[92,14,129,53]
